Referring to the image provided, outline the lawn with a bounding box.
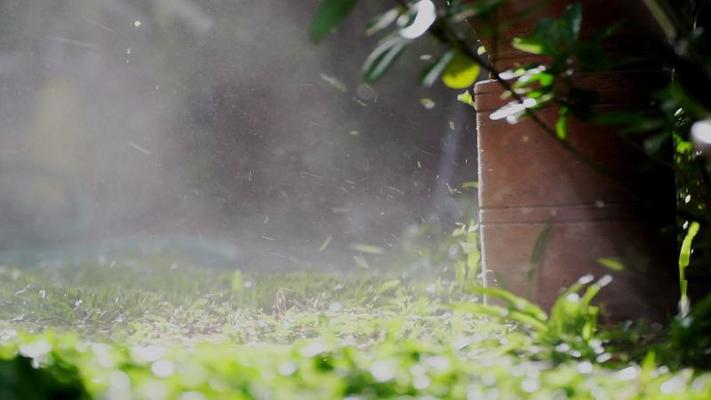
[1,253,711,399]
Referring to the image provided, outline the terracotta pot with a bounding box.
[475,71,678,321]
[468,1,678,321]
[469,0,662,70]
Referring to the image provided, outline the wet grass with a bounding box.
[1,257,711,399]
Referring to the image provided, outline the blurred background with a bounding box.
[0,0,477,270]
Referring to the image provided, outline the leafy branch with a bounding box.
[310,0,634,180]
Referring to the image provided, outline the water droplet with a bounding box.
[151,360,175,378]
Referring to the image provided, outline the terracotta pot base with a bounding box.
[481,215,678,322]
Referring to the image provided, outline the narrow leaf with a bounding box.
[365,8,400,36]
[527,223,552,298]
[362,36,408,83]
[512,37,545,55]
[597,257,625,272]
[420,50,455,87]
[469,285,548,322]
[679,221,701,315]
[556,106,569,140]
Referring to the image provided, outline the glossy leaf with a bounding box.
[442,52,481,89]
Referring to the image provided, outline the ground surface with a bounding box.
[1,257,710,399]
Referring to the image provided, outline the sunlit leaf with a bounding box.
[455,303,549,332]
[679,221,701,315]
[490,98,538,121]
[442,52,481,89]
[512,37,545,55]
[399,0,436,39]
[469,285,548,322]
[456,90,476,108]
[597,257,625,272]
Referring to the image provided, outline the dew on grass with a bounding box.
[278,362,297,376]
[661,376,688,394]
[152,360,175,378]
[615,366,639,381]
[521,377,540,393]
[370,360,397,382]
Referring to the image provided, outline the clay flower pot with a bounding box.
[468,1,679,321]
[472,0,662,70]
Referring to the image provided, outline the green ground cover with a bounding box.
[1,256,711,399]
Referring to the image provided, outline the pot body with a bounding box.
[475,70,679,321]
[470,0,662,70]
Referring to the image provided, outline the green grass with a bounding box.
[1,256,711,399]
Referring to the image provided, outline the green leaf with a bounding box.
[597,257,625,272]
[679,221,701,315]
[512,37,545,55]
[362,36,408,83]
[442,52,481,89]
[455,303,549,332]
[421,51,455,87]
[310,0,360,42]
[456,90,476,108]
[469,286,548,322]
[556,107,569,140]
